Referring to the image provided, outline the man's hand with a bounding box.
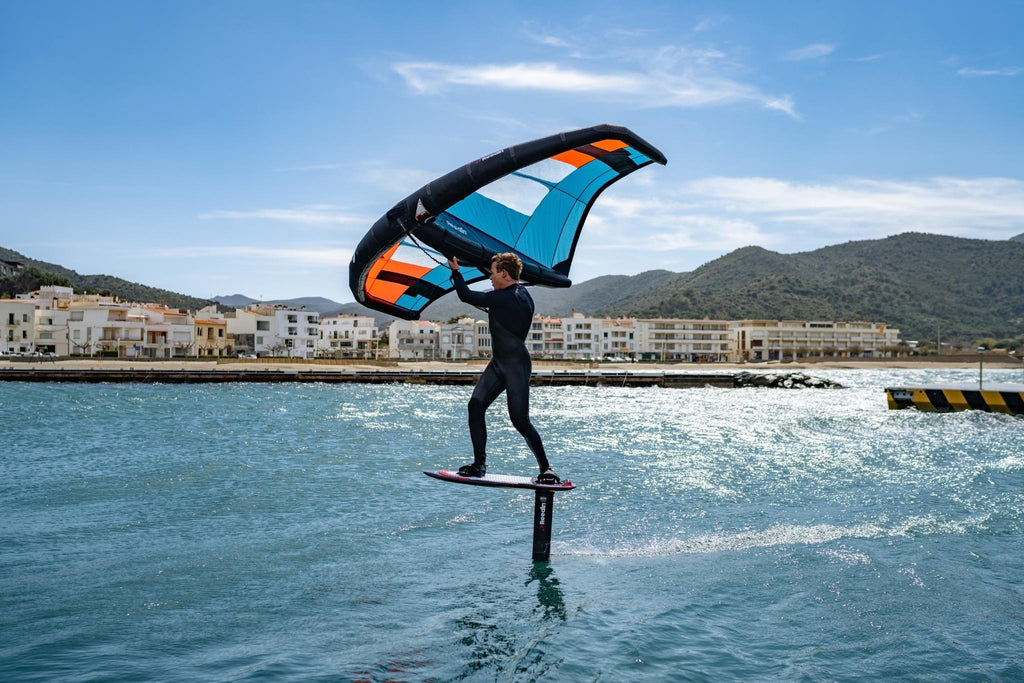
[447,256,460,271]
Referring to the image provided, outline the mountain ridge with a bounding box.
[6,231,1024,342]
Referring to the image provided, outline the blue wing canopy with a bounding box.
[350,125,667,319]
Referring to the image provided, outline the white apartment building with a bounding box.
[146,306,195,358]
[388,319,439,359]
[319,314,379,358]
[15,285,76,355]
[274,308,319,358]
[474,320,492,357]
[34,307,71,356]
[66,303,145,357]
[222,307,275,357]
[527,316,567,357]
[636,319,733,362]
[600,318,638,358]
[439,317,476,360]
[563,313,602,360]
[1,299,37,354]
[731,320,902,361]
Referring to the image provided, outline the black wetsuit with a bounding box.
[451,270,549,473]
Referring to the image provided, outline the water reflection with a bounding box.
[527,562,566,621]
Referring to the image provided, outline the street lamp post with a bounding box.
[977,346,985,390]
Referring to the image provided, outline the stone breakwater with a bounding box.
[733,371,843,389]
[0,367,841,389]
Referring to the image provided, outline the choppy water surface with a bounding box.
[2,369,1022,680]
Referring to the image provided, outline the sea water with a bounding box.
[1,369,1022,681]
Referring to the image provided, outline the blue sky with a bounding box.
[2,1,1023,302]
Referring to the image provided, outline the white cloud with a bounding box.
[957,66,1024,77]
[393,58,797,117]
[522,25,573,49]
[692,16,727,34]
[394,61,638,94]
[782,43,836,61]
[198,207,366,226]
[678,176,1024,237]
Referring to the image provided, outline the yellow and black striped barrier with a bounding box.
[886,386,1024,414]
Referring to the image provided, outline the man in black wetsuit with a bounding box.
[447,253,560,485]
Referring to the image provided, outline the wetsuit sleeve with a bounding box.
[451,270,497,308]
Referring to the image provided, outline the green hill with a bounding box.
[602,233,1024,342]
[0,246,212,311]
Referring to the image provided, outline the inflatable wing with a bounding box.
[349,124,667,320]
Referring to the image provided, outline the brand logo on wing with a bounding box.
[439,216,468,236]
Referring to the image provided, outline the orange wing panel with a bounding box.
[592,139,629,152]
[386,260,432,279]
[552,149,595,168]
[367,278,408,304]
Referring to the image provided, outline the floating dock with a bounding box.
[886,384,1024,414]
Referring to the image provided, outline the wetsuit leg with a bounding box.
[468,361,506,462]
[502,354,550,473]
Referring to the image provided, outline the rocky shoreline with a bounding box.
[733,371,843,389]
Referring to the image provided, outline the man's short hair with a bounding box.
[491,252,523,280]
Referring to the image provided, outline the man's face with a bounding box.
[489,262,512,289]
